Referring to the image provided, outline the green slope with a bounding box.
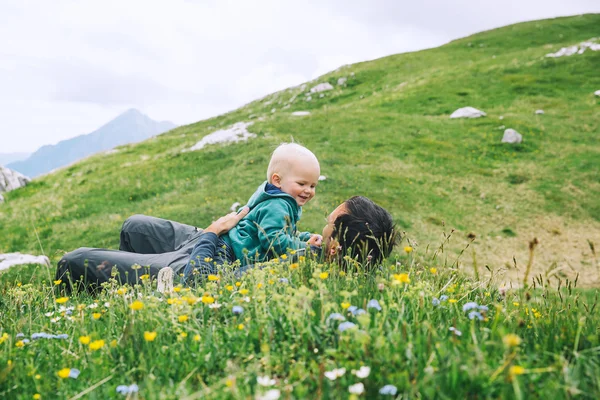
[1,14,599,285]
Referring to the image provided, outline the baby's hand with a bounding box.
[307,234,323,247]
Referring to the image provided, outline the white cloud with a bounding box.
[0,0,597,152]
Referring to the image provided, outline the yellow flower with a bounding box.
[116,287,127,295]
[56,297,69,304]
[0,332,9,344]
[57,368,71,378]
[392,273,410,284]
[92,313,101,320]
[513,302,520,307]
[208,274,219,281]
[15,340,25,348]
[225,378,234,387]
[53,280,62,285]
[144,331,157,342]
[235,281,242,287]
[204,257,212,263]
[534,311,542,319]
[239,289,249,295]
[341,302,351,309]
[237,324,244,330]
[139,274,150,281]
[173,286,182,293]
[319,272,329,280]
[429,267,437,275]
[180,332,188,338]
[33,394,41,399]
[503,334,522,348]
[201,295,215,304]
[129,300,144,311]
[339,271,346,277]
[79,336,91,345]
[257,283,263,289]
[193,334,201,342]
[89,340,105,351]
[268,279,274,285]
[110,340,117,348]
[404,246,413,254]
[226,285,234,291]
[509,365,525,376]
[290,263,299,270]
[280,254,287,260]
[35,374,41,380]
[299,256,306,262]
[448,299,458,304]
[178,315,189,323]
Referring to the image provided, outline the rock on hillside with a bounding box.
[0,165,30,200]
[7,109,177,178]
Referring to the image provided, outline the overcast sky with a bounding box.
[0,0,597,153]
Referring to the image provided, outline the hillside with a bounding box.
[6,109,176,178]
[0,14,599,287]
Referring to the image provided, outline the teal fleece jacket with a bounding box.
[223,181,312,265]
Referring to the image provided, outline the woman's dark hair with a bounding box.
[332,196,398,266]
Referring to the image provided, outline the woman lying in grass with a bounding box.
[56,196,396,293]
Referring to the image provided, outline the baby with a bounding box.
[184,143,322,278]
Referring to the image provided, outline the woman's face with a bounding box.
[321,202,348,252]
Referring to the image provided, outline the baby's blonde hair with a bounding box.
[266,143,320,183]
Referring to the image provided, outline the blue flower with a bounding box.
[462,302,479,312]
[338,322,357,332]
[16,333,24,338]
[31,332,68,340]
[69,369,80,379]
[379,385,398,395]
[367,299,382,311]
[468,311,484,321]
[327,313,346,322]
[22,339,30,344]
[232,306,244,315]
[432,298,440,306]
[440,295,449,302]
[116,384,139,395]
[278,278,289,284]
[347,305,358,314]
[449,327,462,336]
[478,305,489,312]
[354,308,367,316]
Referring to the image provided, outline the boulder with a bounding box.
[501,129,522,144]
[0,253,50,272]
[535,110,544,115]
[0,165,30,193]
[291,111,311,116]
[450,107,487,119]
[187,122,256,151]
[310,83,334,93]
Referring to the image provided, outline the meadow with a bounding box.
[1,13,599,399]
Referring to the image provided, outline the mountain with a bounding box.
[0,14,599,286]
[0,152,30,165]
[7,109,176,178]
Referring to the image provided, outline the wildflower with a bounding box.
[104,302,111,308]
[503,334,522,348]
[35,375,41,380]
[56,297,69,304]
[178,315,189,323]
[87,303,99,309]
[235,281,242,287]
[204,257,212,263]
[0,333,8,344]
[432,298,440,307]
[16,333,24,338]
[429,267,437,274]
[257,389,281,400]
[237,324,244,330]
[338,322,357,332]
[327,313,346,322]
[139,274,150,281]
[341,302,351,309]
[116,384,139,395]
[278,278,289,284]
[92,313,102,320]
[354,308,366,316]
[367,299,382,311]
[513,302,520,307]
[89,340,105,351]
[509,365,525,376]
[208,302,222,309]
[53,279,62,285]
[239,289,249,295]
[208,274,219,281]
[468,311,484,321]
[131,264,142,270]
[31,332,68,340]
[348,382,365,394]
[180,332,188,338]
[404,246,413,254]
[33,394,41,399]
[129,301,144,311]
[319,272,329,280]
[462,302,479,312]
[379,385,398,395]
[226,285,234,291]
[257,376,276,386]
[290,263,299,270]
[110,340,118,347]
[201,295,215,304]
[392,273,410,284]
[15,340,25,348]
[193,334,201,341]
[448,299,458,304]
[449,327,462,336]
[378,282,385,291]
[79,336,91,345]
[232,306,244,315]
[116,287,127,295]
[478,305,489,312]
[324,368,346,380]
[57,368,80,379]
[352,366,371,378]
[142,331,157,342]
[268,279,275,285]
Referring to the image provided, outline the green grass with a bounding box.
[1,13,600,398]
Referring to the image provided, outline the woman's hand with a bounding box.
[204,207,250,236]
[307,234,323,247]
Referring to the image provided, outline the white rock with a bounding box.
[0,253,50,272]
[546,38,600,58]
[319,94,324,98]
[546,45,578,58]
[449,107,487,119]
[310,83,334,93]
[291,111,310,116]
[499,116,504,120]
[230,202,241,212]
[271,108,276,113]
[337,77,347,85]
[305,96,312,102]
[0,165,30,193]
[501,129,522,144]
[188,122,256,151]
[318,175,327,181]
[595,90,600,97]
[535,110,544,115]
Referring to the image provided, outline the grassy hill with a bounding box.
[1,14,599,287]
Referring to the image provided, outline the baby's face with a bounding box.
[275,159,320,206]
